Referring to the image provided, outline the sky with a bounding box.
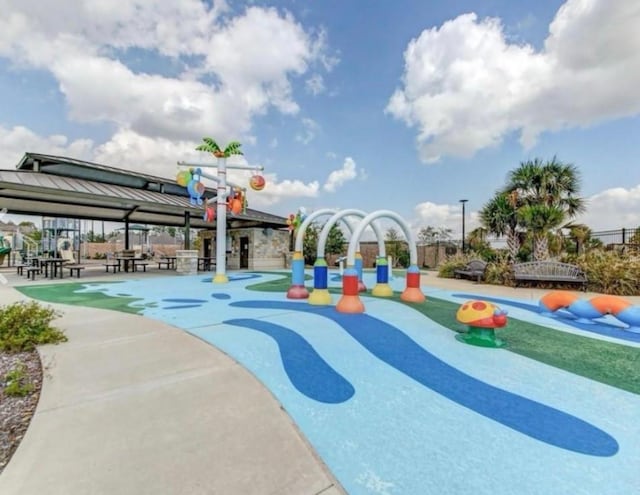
[1,0,640,240]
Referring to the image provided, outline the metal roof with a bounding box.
[0,153,288,229]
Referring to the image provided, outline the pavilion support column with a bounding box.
[125,219,130,250]
[184,211,191,249]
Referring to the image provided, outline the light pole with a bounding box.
[459,199,468,253]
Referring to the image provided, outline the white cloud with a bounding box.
[575,185,640,231]
[0,2,333,144]
[412,201,479,238]
[323,157,360,192]
[408,183,640,241]
[295,117,320,145]
[0,125,94,167]
[305,74,325,95]
[387,0,640,162]
[247,173,320,207]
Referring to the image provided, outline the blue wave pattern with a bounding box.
[226,318,355,404]
[161,298,208,310]
[453,293,640,343]
[231,300,618,457]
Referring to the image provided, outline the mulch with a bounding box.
[0,350,42,474]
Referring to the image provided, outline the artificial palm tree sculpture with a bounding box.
[196,138,244,158]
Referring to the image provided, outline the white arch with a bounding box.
[346,210,418,267]
[294,208,338,252]
[316,209,385,259]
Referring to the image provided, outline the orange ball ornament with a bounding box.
[249,174,266,191]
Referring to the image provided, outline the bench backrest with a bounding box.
[513,261,585,279]
[466,260,487,271]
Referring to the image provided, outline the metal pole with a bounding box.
[214,157,229,283]
[460,199,468,253]
[184,212,191,249]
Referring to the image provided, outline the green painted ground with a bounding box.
[16,282,152,314]
[247,273,640,395]
[17,274,640,395]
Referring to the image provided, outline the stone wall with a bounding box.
[197,227,290,270]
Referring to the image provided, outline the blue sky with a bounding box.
[1,0,639,238]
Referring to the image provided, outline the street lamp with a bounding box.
[459,199,468,253]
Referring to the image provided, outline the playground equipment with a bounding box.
[177,138,266,283]
[539,291,640,332]
[336,210,425,313]
[42,217,80,259]
[0,233,10,265]
[456,300,508,347]
[308,209,386,305]
[286,207,371,299]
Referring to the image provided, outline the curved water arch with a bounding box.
[309,209,386,305]
[337,209,425,313]
[287,208,338,299]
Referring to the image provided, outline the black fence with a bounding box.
[590,228,640,246]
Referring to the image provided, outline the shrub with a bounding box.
[0,301,66,352]
[3,361,34,397]
[438,251,482,278]
[570,250,640,296]
[482,254,513,286]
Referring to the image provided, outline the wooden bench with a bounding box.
[103,262,120,273]
[454,260,488,282]
[66,265,85,278]
[512,261,587,291]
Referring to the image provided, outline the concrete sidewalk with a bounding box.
[0,280,344,495]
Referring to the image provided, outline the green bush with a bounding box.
[571,250,640,296]
[438,251,482,278]
[3,361,34,396]
[0,301,66,352]
[482,255,513,286]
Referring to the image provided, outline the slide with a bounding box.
[0,246,10,265]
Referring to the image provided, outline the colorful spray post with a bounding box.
[308,209,387,305]
[336,209,425,313]
[177,138,265,283]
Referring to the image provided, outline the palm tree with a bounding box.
[196,137,243,158]
[518,204,564,261]
[479,192,520,262]
[566,223,592,255]
[505,157,585,260]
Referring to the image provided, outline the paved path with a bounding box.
[0,276,343,495]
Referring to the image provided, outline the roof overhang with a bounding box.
[0,154,288,230]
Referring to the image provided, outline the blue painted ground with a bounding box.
[74,271,640,495]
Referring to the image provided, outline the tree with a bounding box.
[325,224,347,256]
[418,226,437,245]
[504,157,585,260]
[466,227,490,253]
[479,192,520,263]
[566,223,592,255]
[518,204,564,261]
[302,223,319,265]
[385,227,407,267]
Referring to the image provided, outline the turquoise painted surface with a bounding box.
[73,272,640,495]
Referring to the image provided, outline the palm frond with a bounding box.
[224,141,244,156]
